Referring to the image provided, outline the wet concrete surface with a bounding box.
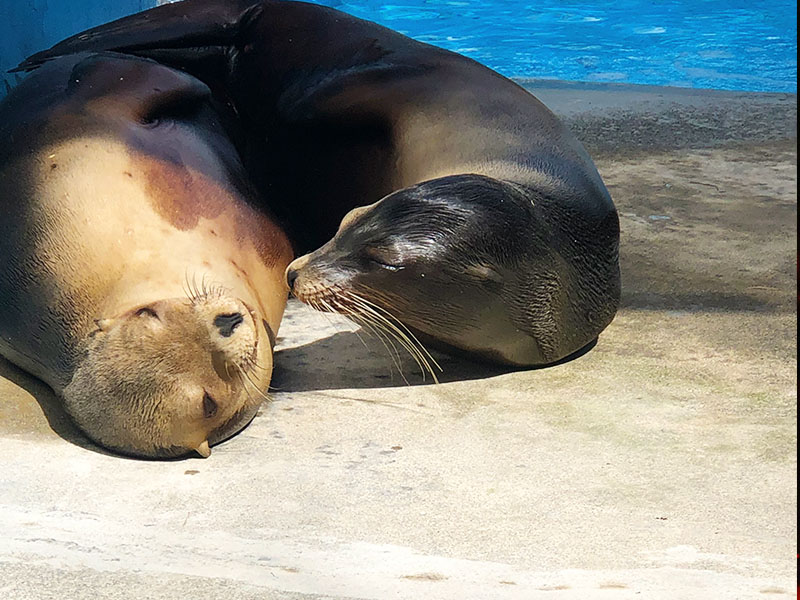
[1,81,796,599]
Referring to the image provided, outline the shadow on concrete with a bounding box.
[272,331,596,393]
[0,356,104,453]
[0,357,212,461]
[617,247,794,314]
[619,289,785,312]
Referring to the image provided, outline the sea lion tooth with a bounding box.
[195,440,211,458]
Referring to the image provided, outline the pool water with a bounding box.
[313,0,797,92]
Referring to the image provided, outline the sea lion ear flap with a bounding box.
[14,0,262,73]
[67,53,211,124]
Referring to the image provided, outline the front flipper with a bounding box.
[14,0,262,81]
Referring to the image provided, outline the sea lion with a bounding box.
[0,52,293,457]
[18,0,620,367]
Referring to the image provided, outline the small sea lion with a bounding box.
[17,0,620,367]
[0,52,293,457]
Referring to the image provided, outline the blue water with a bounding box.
[313,0,797,92]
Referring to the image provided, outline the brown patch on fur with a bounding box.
[138,157,228,230]
[132,151,292,269]
[235,206,294,269]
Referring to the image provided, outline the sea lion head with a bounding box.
[63,290,271,458]
[285,175,540,362]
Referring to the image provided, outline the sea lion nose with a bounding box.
[214,312,244,337]
[286,267,298,291]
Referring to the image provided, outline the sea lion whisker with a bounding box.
[345,292,431,383]
[201,273,209,298]
[323,294,375,352]
[233,368,254,403]
[344,294,424,371]
[317,295,387,356]
[306,296,342,334]
[337,295,401,354]
[346,309,410,385]
[345,305,407,368]
[333,307,372,353]
[306,277,442,382]
[182,269,195,303]
[235,362,270,404]
[192,271,202,302]
[353,311,421,383]
[315,295,354,335]
[345,308,410,384]
[352,289,443,377]
[244,357,270,372]
[346,291,439,383]
[185,269,200,303]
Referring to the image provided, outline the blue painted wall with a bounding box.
[0,0,161,96]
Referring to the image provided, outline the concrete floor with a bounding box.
[1,82,796,599]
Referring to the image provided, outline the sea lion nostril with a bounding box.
[286,268,298,290]
[202,391,218,419]
[214,312,244,337]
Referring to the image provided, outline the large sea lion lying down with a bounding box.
[0,52,293,458]
[19,0,621,370]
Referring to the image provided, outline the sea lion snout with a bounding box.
[285,253,311,291]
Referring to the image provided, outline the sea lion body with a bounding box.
[18,0,620,367]
[0,53,293,457]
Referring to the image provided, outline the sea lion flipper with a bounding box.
[13,0,261,74]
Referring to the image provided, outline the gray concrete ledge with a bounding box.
[519,79,797,155]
